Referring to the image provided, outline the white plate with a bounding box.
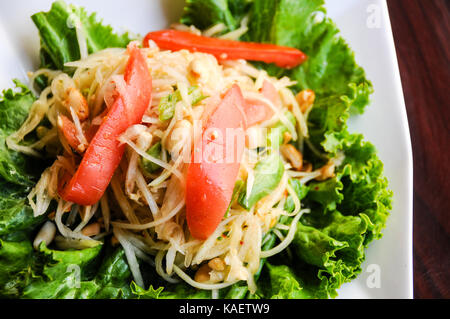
[0,0,413,299]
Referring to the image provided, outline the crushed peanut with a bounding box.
[280,144,303,170]
[194,264,212,283]
[295,89,315,113]
[81,222,101,237]
[208,257,226,271]
[316,162,335,181]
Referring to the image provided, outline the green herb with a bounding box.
[224,179,245,217]
[139,142,162,175]
[283,179,309,213]
[238,153,284,210]
[266,111,296,149]
[158,86,206,121]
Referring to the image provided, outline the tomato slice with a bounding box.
[143,30,307,68]
[59,43,152,206]
[186,84,247,240]
[57,115,99,153]
[244,80,281,127]
[57,115,82,151]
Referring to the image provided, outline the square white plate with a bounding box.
[0,0,413,299]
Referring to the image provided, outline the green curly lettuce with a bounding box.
[31,0,133,71]
[0,239,134,299]
[0,81,44,187]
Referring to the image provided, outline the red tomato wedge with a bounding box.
[57,115,82,151]
[186,84,247,240]
[244,80,281,127]
[143,30,307,68]
[57,115,99,152]
[59,43,152,206]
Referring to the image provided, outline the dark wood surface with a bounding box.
[386,0,449,299]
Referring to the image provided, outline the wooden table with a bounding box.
[386,0,449,299]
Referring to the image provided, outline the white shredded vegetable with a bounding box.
[260,210,304,258]
[114,228,145,288]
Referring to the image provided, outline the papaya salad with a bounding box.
[0,1,392,299]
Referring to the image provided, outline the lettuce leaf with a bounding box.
[31,0,133,71]
[246,128,391,299]
[238,153,285,210]
[0,180,48,237]
[279,136,391,298]
[0,81,43,187]
[262,264,308,299]
[330,133,393,243]
[306,94,351,156]
[21,243,104,299]
[181,0,239,31]
[254,211,371,299]
[180,0,252,33]
[0,81,50,241]
[0,239,34,298]
[305,178,343,211]
[0,238,140,299]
